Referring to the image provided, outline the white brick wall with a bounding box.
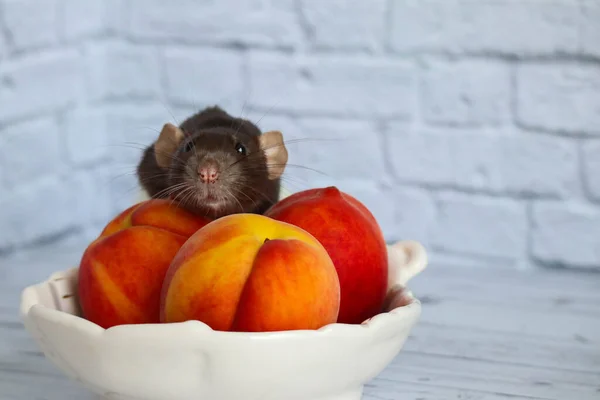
[0,0,599,272]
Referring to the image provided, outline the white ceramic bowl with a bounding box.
[20,240,427,400]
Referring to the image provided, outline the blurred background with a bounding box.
[0,0,599,278]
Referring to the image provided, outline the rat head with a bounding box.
[152,122,288,219]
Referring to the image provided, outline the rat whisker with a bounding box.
[152,182,191,199]
[106,171,147,184]
[170,183,194,206]
[228,185,259,210]
[157,100,180,127]
[165,187,185,207]
[133,126,163,136]
[112,165,181,179]
[110,179,153,204]
[228,166,315,189]
[110,143,187,167]
[269,137,345,149]
[238,162,329,177]
[179,186,199,213]
[223,165,289,182]
[238,184,273,203]
[136,173,176,183]
[222,136,341,172]
[240,84,289,130]
[154,149,188,166]
[233,97,249,132]
[250,95,286,128]
[133,169,182,180]
[270,163,329,176]
[284,137,344,144]
[190,186,205,212]
[246,173,308,189]
[223,186,245,213]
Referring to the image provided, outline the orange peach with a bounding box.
[264,186,389,325]
[78,199,212,329]
[99,199,212,238]
[160,213,341,332]
[78,226,187,328]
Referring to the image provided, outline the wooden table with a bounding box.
[1,244,599,400]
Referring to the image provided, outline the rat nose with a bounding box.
[198,163,219,183]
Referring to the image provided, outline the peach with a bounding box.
[160,213,340,332]
[78,200,212,328]
[78,226,187,329]
[99,199,212,238]
[264,186,388,325]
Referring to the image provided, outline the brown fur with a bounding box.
[136,106,286,219]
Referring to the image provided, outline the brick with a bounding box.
[0,117,63,188]
[163,48,244,108]
[531,202,600,270]
[387,126,578,198]
[0,176,77,249]
[102,106,166,214]
[421,59,511,126]
[516,63,600,135]
[78,222,113,248]
[285,118,386,183]
[390,186,436,246]
[3,0,59,51]
[104,0,131,35]
[107,168,140,215]
[244,113,387,187]
[580,1,600,57]
[104,102,176,166]
[299,0,386,52]
[0,31,5,60]
[581,140,600,201]
[389,0,579,56]
[0,50,83,122]
[86,42,161,101]
[0,139,4,188]
[63,107,109,165]
[427,252,509,271]
[431,192,527,259]
[69,167,114,225]
[243,111,294,134]
[248,52,416,118]
[128,0,300,48]
[60,0,107,40]
[43,221,109,258]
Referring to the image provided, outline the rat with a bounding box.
[136,106,288,219]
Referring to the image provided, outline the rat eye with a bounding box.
[235,142,246,155]
[183,141,194,152]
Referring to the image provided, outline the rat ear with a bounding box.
[154,123,185,168]
[259,130,288,180]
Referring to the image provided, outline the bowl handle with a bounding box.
[387,240,428,288]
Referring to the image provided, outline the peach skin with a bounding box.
[78,226,188,329]
[99,199,212,239]
[160,213,341,332]
[78,199,211,329]
[265,186,389,325]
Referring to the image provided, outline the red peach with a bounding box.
[264,186,388,325]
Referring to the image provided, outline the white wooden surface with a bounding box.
[1,244,599,400]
